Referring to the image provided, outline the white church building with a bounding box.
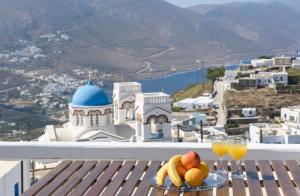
[39,80,172,143]
[113,82,142,124]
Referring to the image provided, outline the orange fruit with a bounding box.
[184,168,205,187]
[198,161,209,179]
[176,163,187,179]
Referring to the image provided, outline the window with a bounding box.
[90,115,94,127]
[95,114,99,126]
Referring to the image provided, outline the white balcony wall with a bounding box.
[1,142,300,161]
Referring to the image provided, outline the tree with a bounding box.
[207,67,225,82]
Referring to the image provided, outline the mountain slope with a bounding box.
[189,1,300,51]
[0,0,300,79]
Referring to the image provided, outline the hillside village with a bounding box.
[168,52,300,144]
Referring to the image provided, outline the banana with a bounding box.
[156,163,168,186]
[167,155,183,187]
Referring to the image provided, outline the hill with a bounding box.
[189,1,300,55]
[0,0,300,79]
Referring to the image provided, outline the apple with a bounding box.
[181,151,201,170]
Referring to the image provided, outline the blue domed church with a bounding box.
[69,81,112,129]
[39,80,172,143]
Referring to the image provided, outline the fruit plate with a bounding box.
[150,172,227,192]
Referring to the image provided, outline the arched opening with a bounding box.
[146,115,168,138]
[149,117,157,135]
[122,101,135,120]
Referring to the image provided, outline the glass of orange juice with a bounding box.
[211,135,228,176]
[228,136,247,179]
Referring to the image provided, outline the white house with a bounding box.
[135,92,172,142]
[173,96,214,111]
[242,108,256,117]
[250,70,288,87]
[250,72,273,87]
[273,56,292,67]
[249,123,300,144]
[0,161,30,196]
[292,58,300,69]
[250,106,300,144]
[251,59,273,67]
[272,71,288,86]
[281,106,300,125]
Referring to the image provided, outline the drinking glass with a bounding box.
[211,135,228,176]
[228,136,247,179]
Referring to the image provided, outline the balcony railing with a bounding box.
[0,142,300,161]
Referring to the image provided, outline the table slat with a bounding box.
[244,160,263,196]
[166,188,181,196]
[119,161,149,196]
[22,161,72,196]
[134,161,162,196]
[231,161,246,196]
[150,188,165,196]
[102,161,135,196]
[36,161,84,196]
[257,160,280,196]
[272,160,298,196]
[68,161,109,196]
[85,161,122,196]
[52,161,97,196]
[286,160,300,190]
[216,160,229,196]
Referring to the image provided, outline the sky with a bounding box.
[165,0,263,7]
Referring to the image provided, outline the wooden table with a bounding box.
[23,160,300,196]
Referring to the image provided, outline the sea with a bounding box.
[139,64,239,95]
[104,63,240,99]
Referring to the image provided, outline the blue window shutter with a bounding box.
[14,182,19,196]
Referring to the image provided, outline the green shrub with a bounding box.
[172,106,184,112]
[226,123,239,128]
